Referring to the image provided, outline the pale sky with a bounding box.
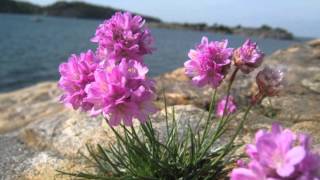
[20,0,320,38]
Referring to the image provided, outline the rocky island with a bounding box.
[0,0,161,22]
[149,23,294,40]
[1,0,294,40]
[0,39,320,179]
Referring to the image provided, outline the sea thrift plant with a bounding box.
[92,12,154,62]
[231,123,320,180]
[58,11,314,180]
[85,59,156,126]
[233,39,264,74]
[215,96,237,117]
[184,37,233,88]
[58,50,98,111]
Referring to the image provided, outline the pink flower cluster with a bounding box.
[184,38,264,89]
[91,12,154,62]
[58,50,98,111]
[184,37,233,88]
[215,96,237,117]
[233,39,264,74]
[231,123,320,180]
[58,12,156,126]
[85,59,156,126]
[184,38,267,117]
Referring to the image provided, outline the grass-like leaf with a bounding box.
[58,90,253,179]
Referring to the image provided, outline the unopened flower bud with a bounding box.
[256,66,284,97]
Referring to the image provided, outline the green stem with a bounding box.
[198,68,239,159]
[211,104,253,166]
[163,89,170,137]
[208,68,239,146]
[200,89,217,146]
[214,113,233,139]
[222,68,239,120]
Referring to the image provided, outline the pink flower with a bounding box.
[256,66,284,97]
[58,50,98,111]
[232,123,320,179]
[85,59,156,126]
[231,161,271,180]
[184,37,233,88]
[215,96,237,117]
[91,12,154,62]
[253,124,306,177]
[233,39,264,74]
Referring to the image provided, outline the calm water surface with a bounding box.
[0,14,307,92]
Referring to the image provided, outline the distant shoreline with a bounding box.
[1,0,294,40]
[148,22,293,40]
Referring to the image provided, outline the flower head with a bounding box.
[215,96,237,117]
[91,12,154,62]
[250,123,306,177]
[184,37,233,88]
[256,66,284,97]
[58,50,98,111]
[231,123,320,180]
[85,59,156,126]
[233,39,264,74]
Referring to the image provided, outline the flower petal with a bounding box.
[285,146,306,165]
[231,168,258,180]
[276,163,294,177]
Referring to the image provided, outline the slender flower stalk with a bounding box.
[251,92,266,105]
[221,68,239,119]
[200,89,217,146]
[210,68,239,149]
[199,75,239,161]
[212,103,254,166]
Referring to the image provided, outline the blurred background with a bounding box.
[0,0,319,92]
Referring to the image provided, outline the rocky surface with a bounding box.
[1,39,320,179]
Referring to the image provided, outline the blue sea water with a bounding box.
[0,14,307,92]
